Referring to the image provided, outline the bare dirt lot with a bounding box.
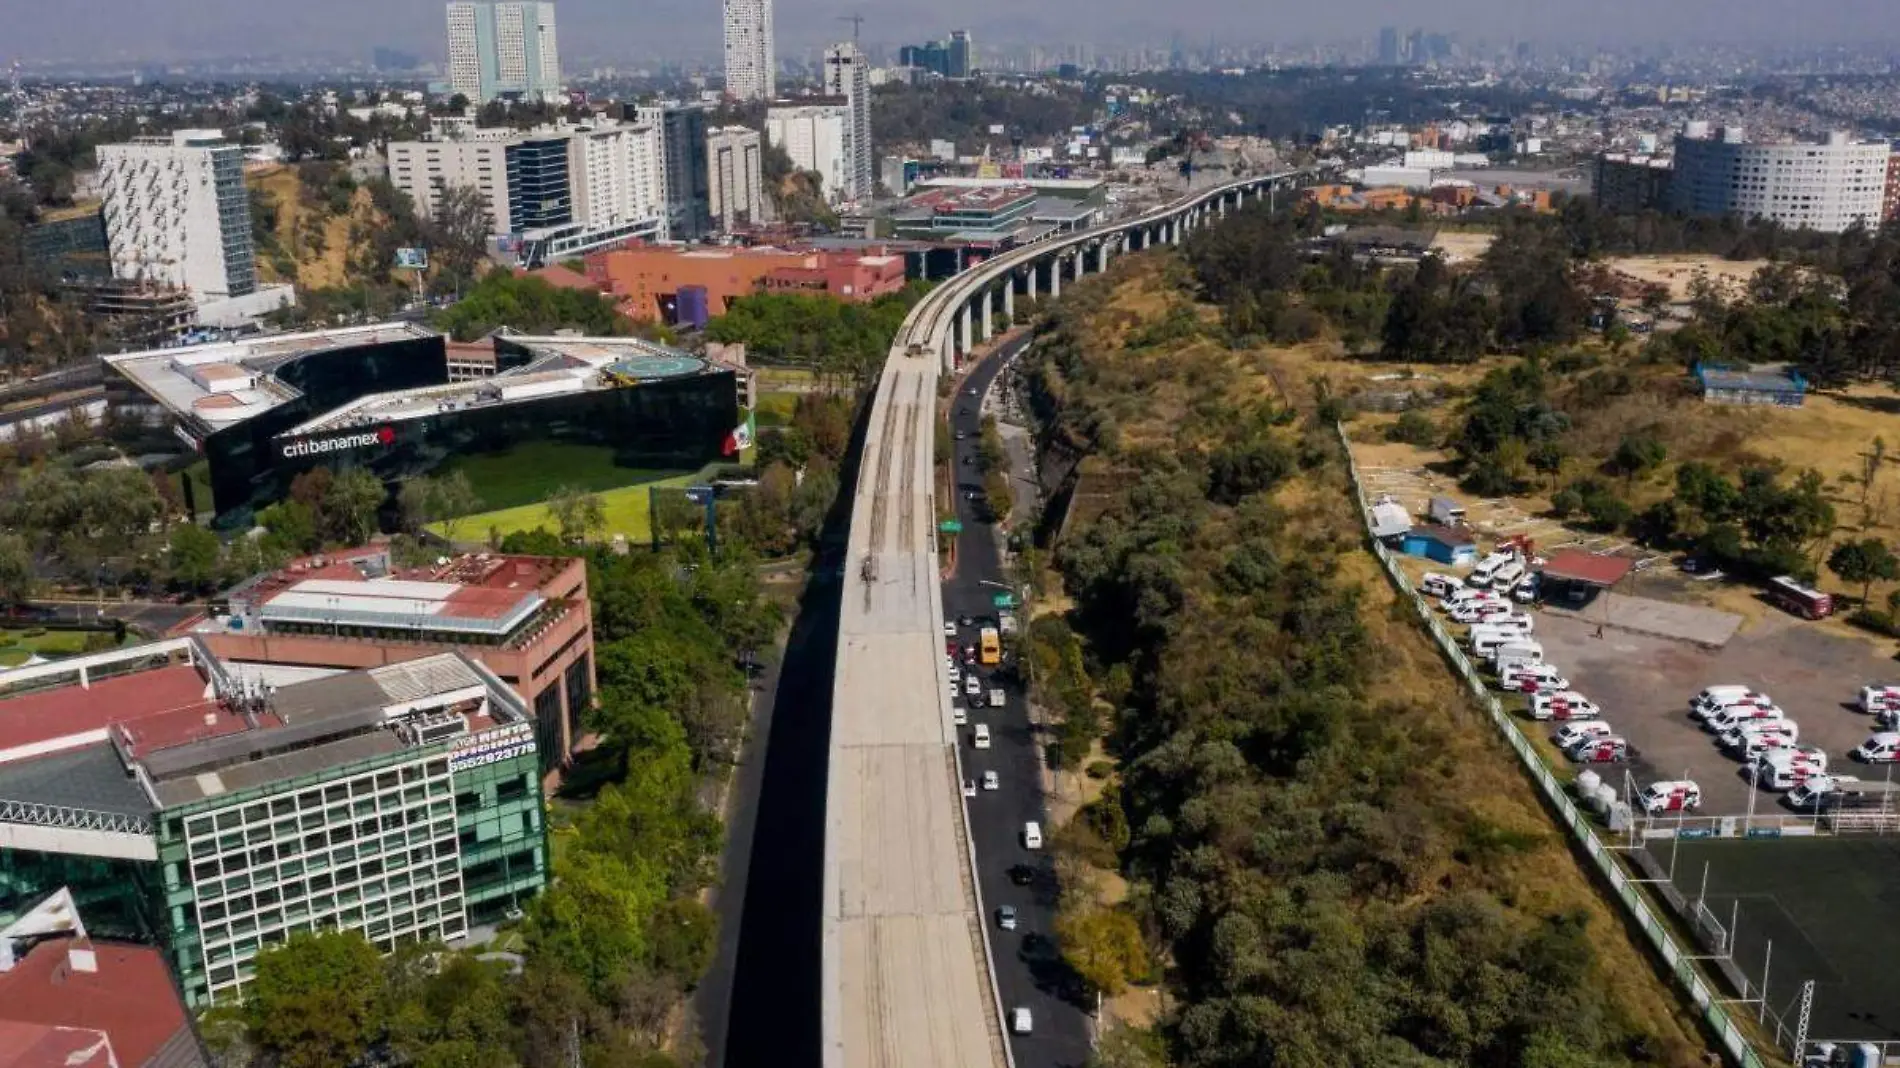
[1604,254,1771,303]
[1532,609,1896,816]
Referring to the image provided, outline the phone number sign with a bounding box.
[449,722,537,772]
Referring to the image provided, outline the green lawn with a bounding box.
[754,391,801,427]
[436,471,699,547]
[439,440,688,513]
[0,629,113,668]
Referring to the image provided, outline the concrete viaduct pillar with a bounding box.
[1048,254,1061,299]
[976,291,993,342]
[1003,276,1015,322]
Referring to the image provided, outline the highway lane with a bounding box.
[945,336,1093,1068]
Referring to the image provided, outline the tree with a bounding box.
[0,533,34,603]
[525,850,665,999]
[245,930,389,1068]
[1055,904,1150,997]
[400,472,483,540]
[323,468,388,545]
[1863,436,1888,507]
[1609,433,1667,487]
[424,184,494,293]
[546,486,607,543]
[166,525,222,592]
[257,499,320,556]
[1528,440,1566,491]
[386,950,517,1068]
[1828,537,1898,605]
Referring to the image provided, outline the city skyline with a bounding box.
[6,0,1898,65]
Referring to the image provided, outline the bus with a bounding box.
[1766,575,1833,620]
[979,627,1001,666]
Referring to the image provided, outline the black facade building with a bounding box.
[105,326,738,528]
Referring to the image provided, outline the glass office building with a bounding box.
[103,326,740,528]
[0,640,549,1007]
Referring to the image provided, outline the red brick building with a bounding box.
[585,246,908,323]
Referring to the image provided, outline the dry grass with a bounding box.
[250,166,373,289]
[1429,230,1496,263]
[1605,254,1770,303]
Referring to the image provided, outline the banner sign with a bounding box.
[449,721,536,772]
[394,247,429,270]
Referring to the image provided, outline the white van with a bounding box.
[1488,639,1544,667]
[973,723,991,749]
[1553,720,1614,750]
[1853,732,1900,763]
[1443,586,1501,610]
[1689,685,1760,717]
[1705,704,1785,734]
[1467,553,1514,588]
[1420,573,1459,598]
[1752,749,1827,790]
[1691,691,1774,722]
[1022,821,1043,849]
[1491,559,1526,589]
[1469,628,1528,657]
[1858,685,1900,714]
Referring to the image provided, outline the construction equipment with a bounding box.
[836,13,864,42]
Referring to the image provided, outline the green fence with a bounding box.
[1335,424,1768,1068]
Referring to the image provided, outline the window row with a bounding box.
[183,760,449,839]
[190,805,452,878]
[194,834,457,904]
[202,881,460,956]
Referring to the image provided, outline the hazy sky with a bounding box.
[7,0,1898,64]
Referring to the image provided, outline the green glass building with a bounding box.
[0,639,548,1006]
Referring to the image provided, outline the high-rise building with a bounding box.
[823,42,874,203]
[1669,126,1890,233]
[445,1,563,105]
[947,30,973,77]
[97,130,257,302]
[766,102,851,205]
[636,102,713,241]
[1377,26,1400,65]
[388,120,666,259]
[1885,152,1900,224]
[722,0,775,101]
[0,638,551,1006]
[707,126,765,232]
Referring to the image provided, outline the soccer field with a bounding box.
[1648,835,1900,1044]
[435,472,698,547]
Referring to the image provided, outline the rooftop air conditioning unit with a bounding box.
[413,714,469,744]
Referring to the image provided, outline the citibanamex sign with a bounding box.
[280,425,396,458]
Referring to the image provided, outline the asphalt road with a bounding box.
[947,337,1094,1068]
[25,598,204,636]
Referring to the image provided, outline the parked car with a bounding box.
[1570,736,1630,764]
[943,620,957,636]
[962,779,977,798]
[1500,663,1569,693]
[1638,780,1702,814]
[1421,573,1459,598]
[953,707,967,726]
[1511,575,1540,604]
[1719,720,1799,755]
[1705,703,1786,733]
[1858,684,1900,714]
[1529,691,1602,721]
[1852,732,1900,763]
[1690,686,1771,720]
[996,905,1017,931]
[1552,720,1615,750]
[1751,748,1828,790]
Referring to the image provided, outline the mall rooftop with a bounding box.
[102,322,438,431]
[285,333,714,435]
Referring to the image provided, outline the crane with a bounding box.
[836,13,864,42]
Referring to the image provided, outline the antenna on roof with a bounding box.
[837,13,864,42]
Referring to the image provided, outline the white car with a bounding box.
[1511,575,1540,603]
[944,620,957,636]
[1451,601,1517,624]
[1528,691,1602,721]
[948,665,962,684]
[1853,732,1900,763]
[953,706,967,726]
[962,779,977,798]
[1552,720,1615,751]
[965,675,982,697]
[1011,1007,1033,1034]
[982,770,999,791]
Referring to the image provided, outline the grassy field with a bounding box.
[439,440,688,513]
[0,629,110,667]
[436,471,699,546]
[1647,836,1900,1043]
[754,391,801,427]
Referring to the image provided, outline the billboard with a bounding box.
[394,247,429,270]
[449,721,537,772]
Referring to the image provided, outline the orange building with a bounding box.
[586,246,908,323]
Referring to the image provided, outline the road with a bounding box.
[946,335,1094,1068]
[24,598,205,636]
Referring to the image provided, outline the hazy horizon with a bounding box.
[5,0,1898,65]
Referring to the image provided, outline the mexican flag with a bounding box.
[723,409,756,456]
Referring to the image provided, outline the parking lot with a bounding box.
[1531,610,1898,816]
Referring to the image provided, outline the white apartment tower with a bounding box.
[766,103,850,206]
[568,122,667,239]
[446,1,563,105]
[1670,125,1891,233]
[707,126,765,231]
[723,0,775,102]
[97,130,258,301]
[822,41,873,202]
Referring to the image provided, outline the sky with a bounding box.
[5,0,1898,64]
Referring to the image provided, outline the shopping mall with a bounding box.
[104,323,743,527]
